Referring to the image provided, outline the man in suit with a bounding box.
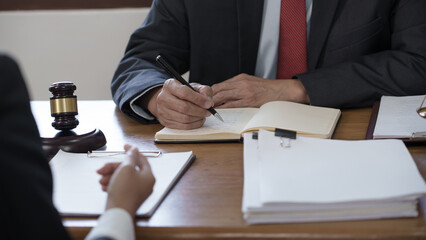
[112,0,426,129]
[0,54,155,239]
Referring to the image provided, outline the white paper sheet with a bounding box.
[258,130,426,204]
[50,150,194,217]
[373,95,426,138]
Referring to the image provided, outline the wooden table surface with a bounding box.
[31,101,426,240]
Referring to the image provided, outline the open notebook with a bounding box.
[49,150,195,217]
[155,101,341,143]
[242,130,426,224]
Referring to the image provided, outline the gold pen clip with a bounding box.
[87,150,162,158]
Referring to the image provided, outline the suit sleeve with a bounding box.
[298,0,426,108]
[111,0,190,123]
[0,54,71,239]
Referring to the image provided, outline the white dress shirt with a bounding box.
[255,0,312,79]
[85,208,135,240]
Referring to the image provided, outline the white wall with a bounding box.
[0,8,149,100]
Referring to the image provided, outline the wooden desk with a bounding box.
[31,101,426,240]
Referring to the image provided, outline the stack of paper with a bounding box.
[242,130,426,224]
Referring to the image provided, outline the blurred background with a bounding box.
[0,0,153,100]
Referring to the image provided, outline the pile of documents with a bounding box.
[242,130,426,224]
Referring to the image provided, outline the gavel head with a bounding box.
[49,82,79,130]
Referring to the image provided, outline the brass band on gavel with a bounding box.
[50,97,78,114]
[49,82,79,130]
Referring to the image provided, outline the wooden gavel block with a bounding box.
[41,82,106,158]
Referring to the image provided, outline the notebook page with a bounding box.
[242,101,340,138]
[155,108,257,140]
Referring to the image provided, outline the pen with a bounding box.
[156,54,224,122]
[88,150,162,158]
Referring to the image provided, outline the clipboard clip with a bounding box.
[275,128,297,148]
[410,132,426,140]
[87,150,162,158]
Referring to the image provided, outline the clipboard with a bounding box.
[365,99,426,144]
[49,150,195,217]
[365,101,380,140]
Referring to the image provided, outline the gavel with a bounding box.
[49,81,79,130]
[43,81,107,158]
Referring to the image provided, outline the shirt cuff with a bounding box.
[130,84,164,121]
[85,208,135,240]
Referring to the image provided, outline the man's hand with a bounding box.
[97,144,155,217]
[212,73,310,108]
[143,79,214,129]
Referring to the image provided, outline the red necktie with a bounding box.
[276,0,307,79]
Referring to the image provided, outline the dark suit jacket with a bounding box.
[0,55,71,239]
[112,0,426,123]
